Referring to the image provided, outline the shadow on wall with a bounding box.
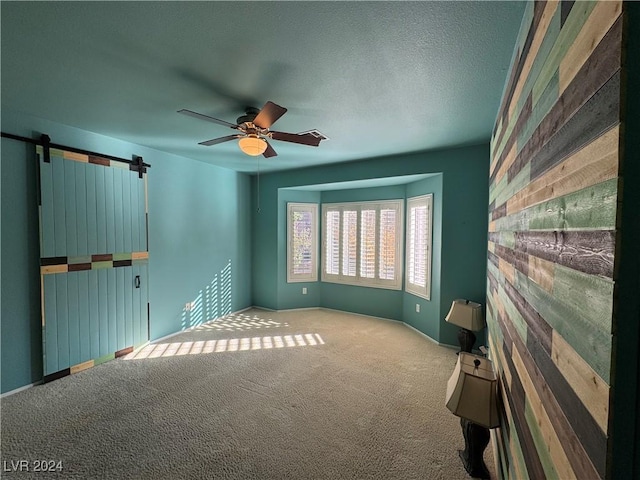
[179,260,233,330]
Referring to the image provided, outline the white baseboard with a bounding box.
[319,307,403,324]
[403,322,458,350]
[235,306,254,314]
[276,306,321,312]
[318,309,459,351]
[250,305,324,313]
[403,323,484,354]
[1,380,43,398]
[248,305,276,312]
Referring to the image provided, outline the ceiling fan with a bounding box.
[178,101,322,158]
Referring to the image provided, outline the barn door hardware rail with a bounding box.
[1,131,150,176]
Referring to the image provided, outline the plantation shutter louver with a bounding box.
[378,208,396,280]
[408,205,427,286]
[360,209,376,279]
[405,194,433,299]
[287,203,318,282]
[342,210,358,276]
[325,210,341,276]
[292,212,312,275]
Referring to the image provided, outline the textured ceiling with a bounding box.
[1,1,525,173]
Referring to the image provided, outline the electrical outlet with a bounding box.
[302,287,308,295]
[416,304,420,313]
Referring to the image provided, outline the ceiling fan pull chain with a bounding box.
[256,156,261,214]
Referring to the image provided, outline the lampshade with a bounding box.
[445,299,485,331]
[445,352,499,428]
[238,135,267,156]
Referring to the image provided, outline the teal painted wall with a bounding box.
[252,144,489,345]
[277,189,321,308]
[320,283,402,321]
[403,175,443,341]
[438,159,489,347]
[148,153,252,339]
[1,139,43,392]
[251,175,279,310]
[0,110,252,393]
[321,185,405,203]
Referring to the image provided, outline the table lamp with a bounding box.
[445,352,499,479]
[445,299,485,353]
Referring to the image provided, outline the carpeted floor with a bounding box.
[1,308,495,479]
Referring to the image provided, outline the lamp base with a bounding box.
[457,328,476,354]
[459,418,491,479]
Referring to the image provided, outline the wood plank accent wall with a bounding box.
[488,1,623,479]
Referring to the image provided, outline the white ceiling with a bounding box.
[1,1,525,173]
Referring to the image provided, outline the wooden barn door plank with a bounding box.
[39,147,149,380]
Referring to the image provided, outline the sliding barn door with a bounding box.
[37,146,149,381]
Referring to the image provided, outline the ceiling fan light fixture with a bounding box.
[238,135,267,156]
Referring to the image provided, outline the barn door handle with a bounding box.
[135,275,141,289]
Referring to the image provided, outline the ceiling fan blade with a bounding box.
[253,101,287,129]
[198,134,241,146]
[172,68,259,110]
[270,131,321,147]
[178,109,239,129]
[262,141,277,158]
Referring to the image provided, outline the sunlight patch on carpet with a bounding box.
[124,333,325,360]
[192,313,290,333]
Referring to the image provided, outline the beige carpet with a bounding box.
[1,308,495,479]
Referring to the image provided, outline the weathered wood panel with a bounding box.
[491,0,599,178]
[515,229,615,277]
[497,10,621,186]
[509,70,620,183]
[559,1,622,93]
[493,177,618,234]
[503,279,552,355]
[488,1,623,478]
[507,124,619,215]
[507,1,556,119]
[551,329,610,433]
[513,346,574,479]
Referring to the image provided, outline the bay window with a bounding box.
[321,200,403,289]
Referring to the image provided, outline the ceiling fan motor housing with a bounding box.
[236,107,260,125]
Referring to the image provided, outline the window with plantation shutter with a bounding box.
[379,208,397,280]
[360,210,376,279]
[322,200,403,290]
[342,211,357,276]
[405,194,433,299]
[287,203,318,283]
[325,210,340,275]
